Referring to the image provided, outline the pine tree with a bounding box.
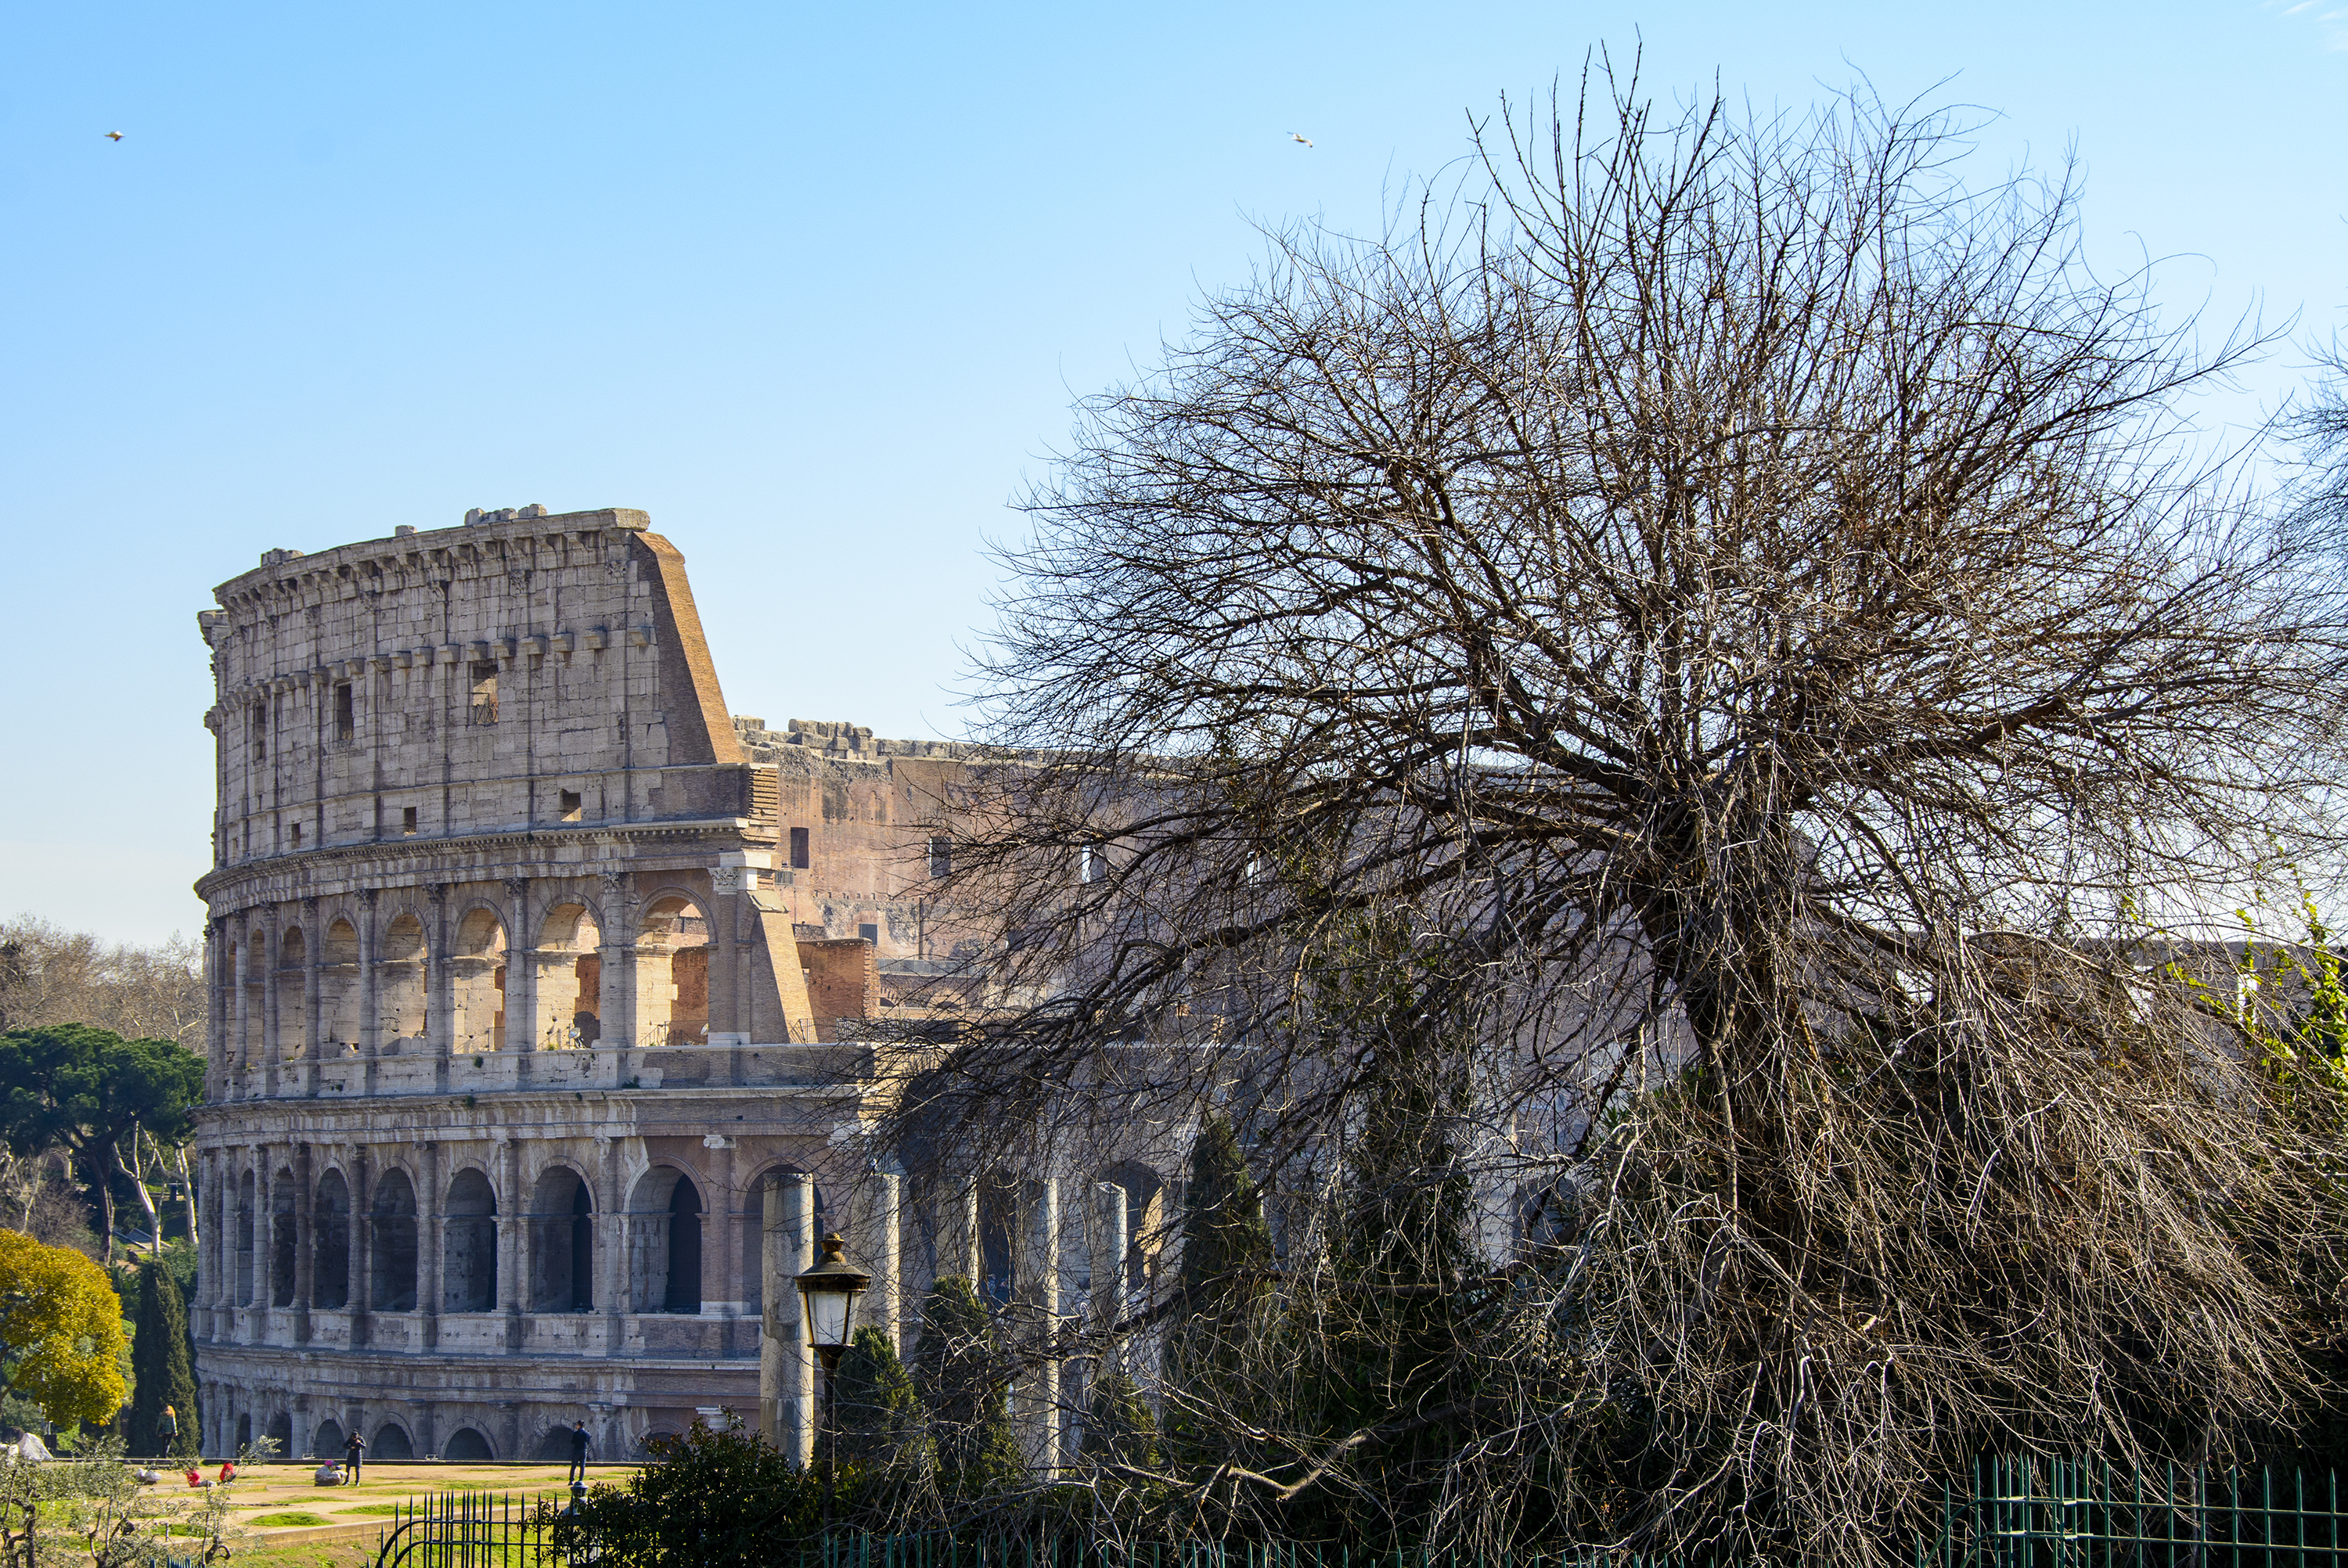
[909,1276,1021,1496]
[127,1255,197,1458]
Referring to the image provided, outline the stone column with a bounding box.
[597,872,636,1051]
[293,1143,314,1345]
[419,1142,441,1348]
[206,920,229,1099]
[1089,1181,1129,1338]
[936,1173,981,1286]
[596,1136,623,1342]
[759,1171,815,1465]
[704,1135,738,1319]
[504,877,535,1059]
[301,895,323,1095]
[250,1145,273,1339]
[196,1149,219,1340]
[416,1399,438,1460]
[357,890,381,1098]
[426,883,453,1092]
[1013,1178,1061,1470]
[499,1402,522,1466]
[497,1138,524,1354]
[290,1392,311,1458]
[855,1171,902,1352]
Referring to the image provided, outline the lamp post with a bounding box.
[793,1231,870,1536]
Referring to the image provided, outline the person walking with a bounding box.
[566,1420,591,1486]
[157,1404,178,1458]
[344,1430,366,1485]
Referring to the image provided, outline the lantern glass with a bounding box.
[793,1232,872,1354]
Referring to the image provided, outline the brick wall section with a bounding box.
[798,939,876,1043]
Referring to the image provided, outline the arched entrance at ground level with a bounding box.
[373,1424,413,1460]
[534,1426,575,1462]
[442,1428,494,1461]
[530,1167,593,1311]
[443,1167,497,1311]
[265,1412,291,1455]
[312,1169,350,1309]
[371,1168,418,1311]
[235,1415,251,1451]
[314,1419,344,1458]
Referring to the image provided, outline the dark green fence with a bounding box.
[364,1460,2348,1568]
[1932,1457,2348,1568]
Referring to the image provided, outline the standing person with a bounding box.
[566,1420,591,1486]
[157,1405,178,1458]
[344,1429,366,1486]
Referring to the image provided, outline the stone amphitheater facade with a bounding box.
[184,505,1083,1465]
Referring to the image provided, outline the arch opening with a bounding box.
[265,1412,292,1455]
[269,1168,297,1307]
[312,1170,351,1310]
[533,904,603,1049]
[274,928,306,1064]
[530,1167,594,1312]
[634,896,709,1047]
[377,914,427,1053]
[321,919,361,1053]
[234,1171,255,1306]
[444,1168,498,1312]
[372,1423,413,1460]
[369,1169,419,1311]
[452,908,508,1054]
[443,1427,494,1461]
[314,1418,344,1458]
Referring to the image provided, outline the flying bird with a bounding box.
[1291,131,1313,147]
[104,131,123,142]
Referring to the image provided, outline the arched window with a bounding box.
[378,914,427,1052]
[312,1170,351,1310]
[444,1169,498,1312]
[370,1170,419,1311]
[634,897,710,1046]
[452,908,507,1054]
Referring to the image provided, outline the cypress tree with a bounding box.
[834,1323,924,1468]
[127,1256,197,1458]
[1164,1113,1272,1463]
[910,1276,1021,1497]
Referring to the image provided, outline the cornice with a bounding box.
[194,818,757,905]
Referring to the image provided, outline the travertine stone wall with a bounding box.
[189,506,1178,1465]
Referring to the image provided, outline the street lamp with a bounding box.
[793,1232,870,1534]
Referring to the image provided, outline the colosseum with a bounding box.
[186,505,1139,1466]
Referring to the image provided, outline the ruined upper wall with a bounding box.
[197,507,744,868]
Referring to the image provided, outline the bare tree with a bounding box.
[0,918,204,1050]
[877,67,2348,1565]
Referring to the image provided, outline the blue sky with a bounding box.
[2,1,2343,946]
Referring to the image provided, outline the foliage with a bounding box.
[535,1419,830,1566]
[0,921,203,1052]
[835,1325,927,1476]
[882,63,2348,1566]
[0,1430,232,1566]
[124,1258,196,1459]
[0,1027,203,1264]
[1081,1369,1160,1473]
[910,1278,1022,1498]
[0,1231,128,1428]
